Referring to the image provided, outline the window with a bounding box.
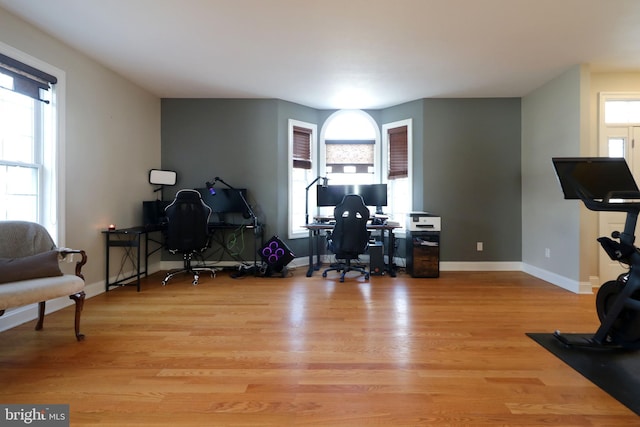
[604,100,640,124]
[388,125,408,179]
[383,119,412,234]
[600,93,640,171]
[0,47,60,242]
[321,110,379,184]
[289,111,413,239]
[318,110,380,218]
[288,119,317,238]
[0,88,40,222]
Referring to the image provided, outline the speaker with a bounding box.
[258,235,295,275]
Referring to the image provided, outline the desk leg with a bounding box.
[314,230,323,271]
[105,234,111,292]
[136,234,141,292]
[144,232,149,278]
[306,229,314,277]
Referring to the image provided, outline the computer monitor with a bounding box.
[356,183,388,212]
[316,184,388,211]
[552,157,639,200]
[196,188,249,215]
[142,200,170,227]
[316,184,353,207]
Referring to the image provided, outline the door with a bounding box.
[599,126,640,281]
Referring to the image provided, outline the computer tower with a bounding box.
[369,241,385,275]
[259,235,295,277]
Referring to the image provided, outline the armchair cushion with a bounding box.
[0,250,63,285]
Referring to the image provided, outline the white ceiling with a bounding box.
[2,0,640,109]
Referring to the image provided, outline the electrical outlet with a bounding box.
[545,248,551,258]
[477,242,483,251]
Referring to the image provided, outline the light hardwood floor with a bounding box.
[1,269,638,426]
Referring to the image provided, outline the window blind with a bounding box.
[0,53,57,103]
[325,139,375,174]
[388,125,408,179]
[293,126,312,169]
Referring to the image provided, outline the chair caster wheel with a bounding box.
[322,272,327,277]
[161,280,167,286]
[365,274,370,280]
[192,275,199,286]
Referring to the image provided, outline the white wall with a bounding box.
[0,8,161,329]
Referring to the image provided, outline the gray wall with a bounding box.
[522,66,583,284]
[421,98,522,261]
[162,98,522,263]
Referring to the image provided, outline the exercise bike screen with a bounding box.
[552,157,639,200]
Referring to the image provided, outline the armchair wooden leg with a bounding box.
[35,301,46,331]
[69,291,86,341]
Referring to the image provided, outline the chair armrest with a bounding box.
[58,249,88,280]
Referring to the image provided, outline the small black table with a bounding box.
[102,226,163,292]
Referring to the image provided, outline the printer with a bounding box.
[406,211,441,232]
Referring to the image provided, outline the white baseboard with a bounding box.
[522,263,593,294]
[440,261,522,271]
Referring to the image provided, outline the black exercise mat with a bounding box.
[527,332,640,416]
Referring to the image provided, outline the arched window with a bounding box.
[320,110,380,185]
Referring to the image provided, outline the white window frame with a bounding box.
[288,119,317,239]
[0,42,65,244]
[382,118,413,238]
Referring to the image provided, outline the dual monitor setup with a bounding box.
[317,183,388,214]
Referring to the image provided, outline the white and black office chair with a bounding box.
[322,194,370,282]
[162,189,217,286]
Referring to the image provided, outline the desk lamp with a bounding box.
[305,176,328,224]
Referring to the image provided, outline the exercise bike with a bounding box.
[552,157,640,349]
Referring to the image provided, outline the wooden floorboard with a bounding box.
[1,269,638,426]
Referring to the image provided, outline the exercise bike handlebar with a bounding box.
[574,185,640,253]
[576,186,640,213]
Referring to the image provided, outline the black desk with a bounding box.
[103,223,263,292]
[102,226,163,292]
[303,223,400,278]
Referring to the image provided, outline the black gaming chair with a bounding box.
[162,189,217,286]
[322,194,370,282]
